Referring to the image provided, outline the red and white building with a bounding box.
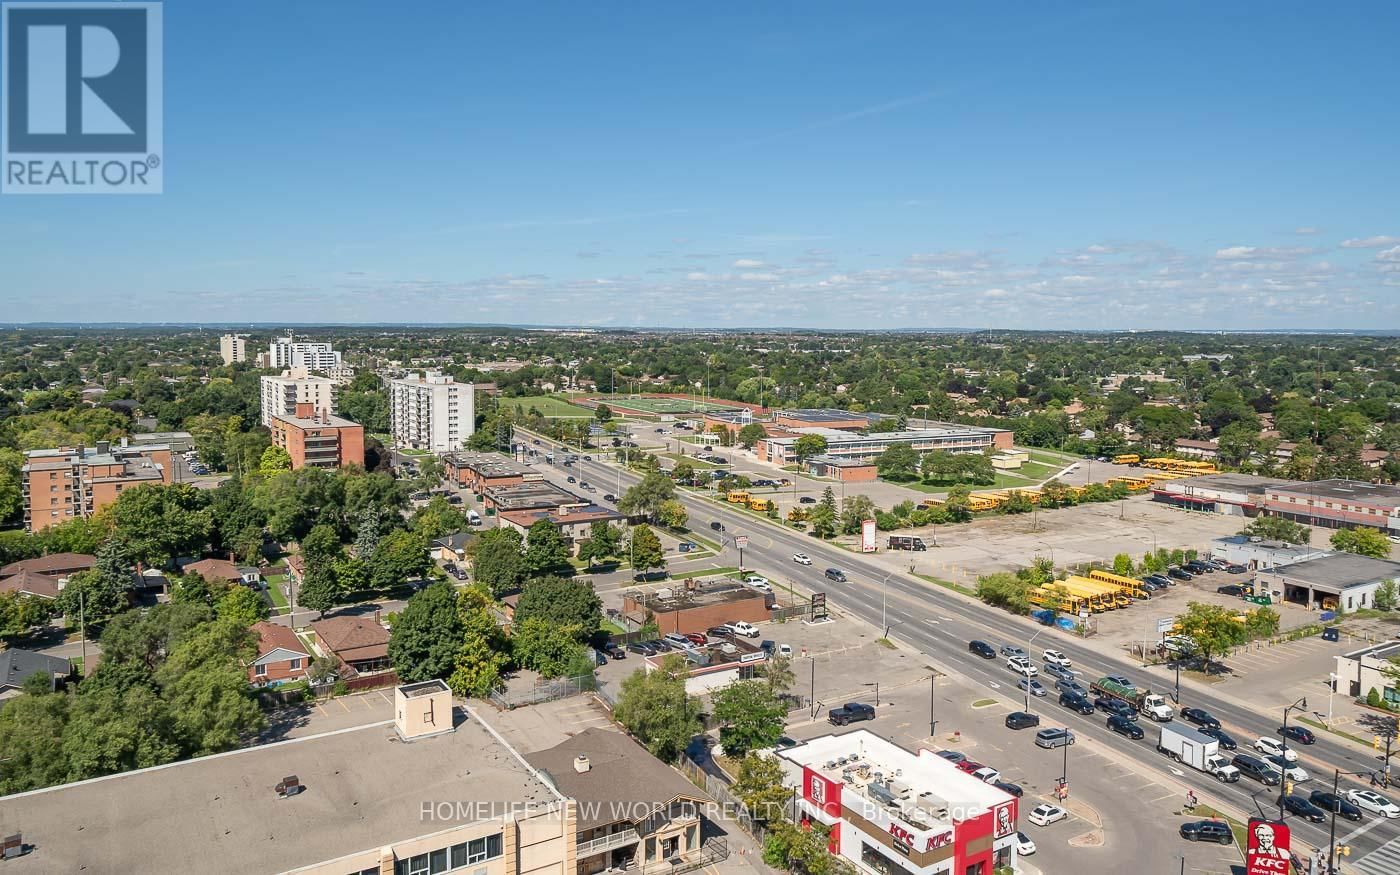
[776,731,1021,875]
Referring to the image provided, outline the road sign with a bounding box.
[1157,617,1176,635]
[861,519,877,553]
[735,536,749,550]
[812,593,828,621]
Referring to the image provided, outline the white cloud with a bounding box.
[1214,245,1317,260]
[1341,236,1400,249]
[732,258,767,269]
[1294,227,1321,235]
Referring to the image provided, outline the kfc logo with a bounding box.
[889,823,952,853]
[809,774,825,805]
[889,823,915,847]
[994,802,1014,839]
[1246,819,1291,875]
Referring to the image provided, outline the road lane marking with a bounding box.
[1342,816,1392,846]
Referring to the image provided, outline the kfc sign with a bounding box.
[889,823,953,853]
[1246,819,1291,875]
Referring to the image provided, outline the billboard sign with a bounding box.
[735,535,749,550]
[861,518,877,553]
[1245,819,1291,875]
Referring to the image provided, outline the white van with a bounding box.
[466,510,482,526]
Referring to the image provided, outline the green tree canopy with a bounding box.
[513,576,602,638]
[1330,527,1392,559]
[627,524,666,577]
[614,654,701,762]
[389,581,465,682]
[524,520,571,576]
[471,527,528,597]
[712,679,787,757]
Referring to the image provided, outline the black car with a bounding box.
[1006,711,1041,730]
[706,626,732,639]
[799,496,817,504]
[603,643,626,659]
[1167,567,1193,581]
[993,780,1024,798]
[1279,725,1316,745]
[1145,574,1172,587]
[829,703,876,726]
[1184,560,1212,574]
[969,640,997,659]
[1181,707,1220,729]
[1107,714,1145,739]
[1309,790,1363,822]
[1095,696,1137,720]
[710,521,724,531]
[1058,692,1095,715]
[1227,564,1248,574]
[567,476,577,483]
[1199,727,1237,750]
[603,493,616,502]
[1232,754,1281,786]
[1280,794,1327,823]
[627,641,657,656]
[1216,585,1246,597]
[1179,820,1233,845]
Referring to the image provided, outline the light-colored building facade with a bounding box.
[268,334,343,371]
[1336,641,1400,704]
[260,368,338,427]
[759,425,1011,466]
[390,370,475,453]
[219,333,248,365]
[1255,552,1400,612]
[22,441,173,532]
[1262,479,1400,534]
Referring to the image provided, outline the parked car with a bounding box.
[1184,560,1212,575]
[1198,727,1237,750]
[1231,754,1282,786]
[792,553,812,565]
[1107,714,1144,739]
[824,568,847,582]
[706,625,732,639]
[1014,832,1036,855]
[723,621,760,639]
[603,643,626,659]
[1006,711,1041,730]
[683,632,707,646]
[1279,794,1326,823]
[1347,789,1400,818]
[1216,585,1246,596]
[742,576,773,593]
[828,703,876,726]
[935,750,966,764]
[1145,574,1172,587]
[1027,804,1068,826]
[1179,820,1233,844]
[1058,692,1095,714]
[1018,678,1048,698]
[1042,649,1071,668]
[969,640,996,659]
[1309,790,1363,822]
[1167,567,1193,581]
[662,633,692,649]
[954,760,983,775]
[1181,708,1220,730]
[1254,737,1298,762]
[1034,728,1075,749]
[995,780,1024,798]
[971,766,1001,784]
[627,641,657,656]
[1227,564,1248,574]
[1279,725,1316,745]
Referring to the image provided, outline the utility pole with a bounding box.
[929,673,937,738]
[810,658,817,720]
[78,588,86,674]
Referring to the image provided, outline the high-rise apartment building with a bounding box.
[390,370,474,453]
[219,333,248,365]
[268,334,343,371]
[22,441,174,533]
[260,368,338,427]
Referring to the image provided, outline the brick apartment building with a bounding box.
[22,441,173,533]
[269,402,365,469]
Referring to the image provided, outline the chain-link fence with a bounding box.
[489,673,596,709]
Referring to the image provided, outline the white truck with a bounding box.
[1157,723,1240,783]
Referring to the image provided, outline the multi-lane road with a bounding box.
[521,430,1400,868]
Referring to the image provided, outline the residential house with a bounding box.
[182,558,261,587]
[248,621,311,687]
[0,552,95,580]
[432,531,476,564]
[312,615,391,675]
[0,650,71,703]
[0,569,60,600]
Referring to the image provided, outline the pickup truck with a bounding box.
[828,702,876,726]
[1090,676,1175,722]
[1158,723,1240,782]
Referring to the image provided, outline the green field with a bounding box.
[499,395,595,418]
[607,395,739,415]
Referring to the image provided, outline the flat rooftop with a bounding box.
[1269,479,1400,504]
[770,426,998,445]
[777,408,875,423]
[447,451,531,478]
[485,481,585,510]
[1164,473,1289,493]
[1267,552,1400,590]
[806,454,876,469]
[0,711,558,874]
[1343,641,1400,662]
[272,411,361,429]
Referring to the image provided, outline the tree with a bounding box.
[1331,527,1392,559]
[447,586,509,698]
[737,422,768,449]
[0,680,72,793]
[764,819,851,875]
[618,471,677,521]
[471,527,528,597]
[671,459,697,485]
[1176,601,1248,666]
[975,572,1033,614]
[731,752,794,824]
[334,556,370,596]
[153,618,264,755]
[0,591,57,640]
[713,679,787,757]
[214,585,267,627]
[259,445,292,475]
[524,520,571,576]
[108,484,213,569]
[1376,579,1398,612]
[792,434,828,463]
[875,442,919,480]
[920,450,958,484]
[614,654,701,762]
[367,529,432,591]
[389,581,464,682]
[1112,553,1134,576]
[628,524,666,577]
[839,495,876,536]
[577,520,621,570]
[297,565,339,618]
[57,539,132,631]
[807,503,836,539]
[512,617,592,679]
[513,576,602,636]
[1239,516,1311,546]
[760,654,795,693]
[657,499,688,530]
[594,403,613,422]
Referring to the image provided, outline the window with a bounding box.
[254,663,267,677]
[289,658,303,670]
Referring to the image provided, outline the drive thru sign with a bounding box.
[1245,819,1291,875]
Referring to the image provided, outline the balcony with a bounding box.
[578,828,640,857]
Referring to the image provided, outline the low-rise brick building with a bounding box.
[269,402,365,470]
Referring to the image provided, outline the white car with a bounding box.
[1266,756,1309,783]
[723,621,760,638]
[792,553,812,565]
[742,575,773,592]
[1027,804,1067,827]
[1348,789,1400,818]
[1007,657,1038,677]
[971,766,1001,784]
[1015,832,1037,855]
[1254,737,1298,762]
[1042,649,1071,668]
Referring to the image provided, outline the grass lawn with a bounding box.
[663,452,719,468]
[264,573,289,610]
[499,395,596,418]
[398,447,431,457]
[1022,447,1085,463]
[602,618,628,635]
[915,573,975,596]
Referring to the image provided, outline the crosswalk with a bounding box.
[1356,837,1400,875]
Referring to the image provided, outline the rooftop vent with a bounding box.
[573,755,591,774]
[1,833,26,860]
[275,775,304,798]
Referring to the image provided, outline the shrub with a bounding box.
[1369,688,1383,708]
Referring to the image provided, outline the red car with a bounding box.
[955,760,984,775]
[684,632,707,646]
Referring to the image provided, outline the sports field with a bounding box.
[499,395,594,418]
[604,395,741,415]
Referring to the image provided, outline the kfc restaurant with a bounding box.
[776,731,1021,875]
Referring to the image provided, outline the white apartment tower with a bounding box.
[260,368,338,427]
[268,334,343,371]
[219,333,248,365]
[390,370,474,453]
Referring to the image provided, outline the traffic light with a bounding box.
[1337,844,1351,858]
[1285,780,1295,795]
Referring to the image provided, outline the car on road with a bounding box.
[1034,728,1075,749]
[1198,727,1237,750]
[1309,790,1363,821]
[792,553,812,565]
[1266,755,1310,783]
[824,568,847,582]
[1231,754,1281,786]
[582,456,592,461]
[935,750,966,764]
[1107,714,1144,739]
[799,496,817,504]
[969,640,996,659]
[1058,692,1094,714]
[1279,725,1316,745]
[1054,679,1086,698]
[1179,820,1233,845]
[828,703,876,726]
[1042,649,1071,668]
[996,780,1025,798]
[710,521,724,531]
[1279,794,1326,823]
[1005,711,1041,730]
[1018,678,1048,698]
[1347,789,1400,818]
[627,641,657,656]
[1254,737,1298,762]
[1216,584,1246,596]
[566,475,577,483]
[1007,657,1037,677]
[1095,696,1137,720]
[1014,832,1036,855]
[722,621,760,639]
[1042,663,1075,683]
[1001,644,1029,659]
[1181,707,1220,729]
[1167,567,1193,581]
[1027,804,1068,826]
[603,493,616,502]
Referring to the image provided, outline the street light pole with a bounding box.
[1280,696,1308,821]
[1328,768,1340,875]
[929,673,937,738]
[880,572,893,639]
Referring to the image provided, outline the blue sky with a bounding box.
[3,1,1398,329]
